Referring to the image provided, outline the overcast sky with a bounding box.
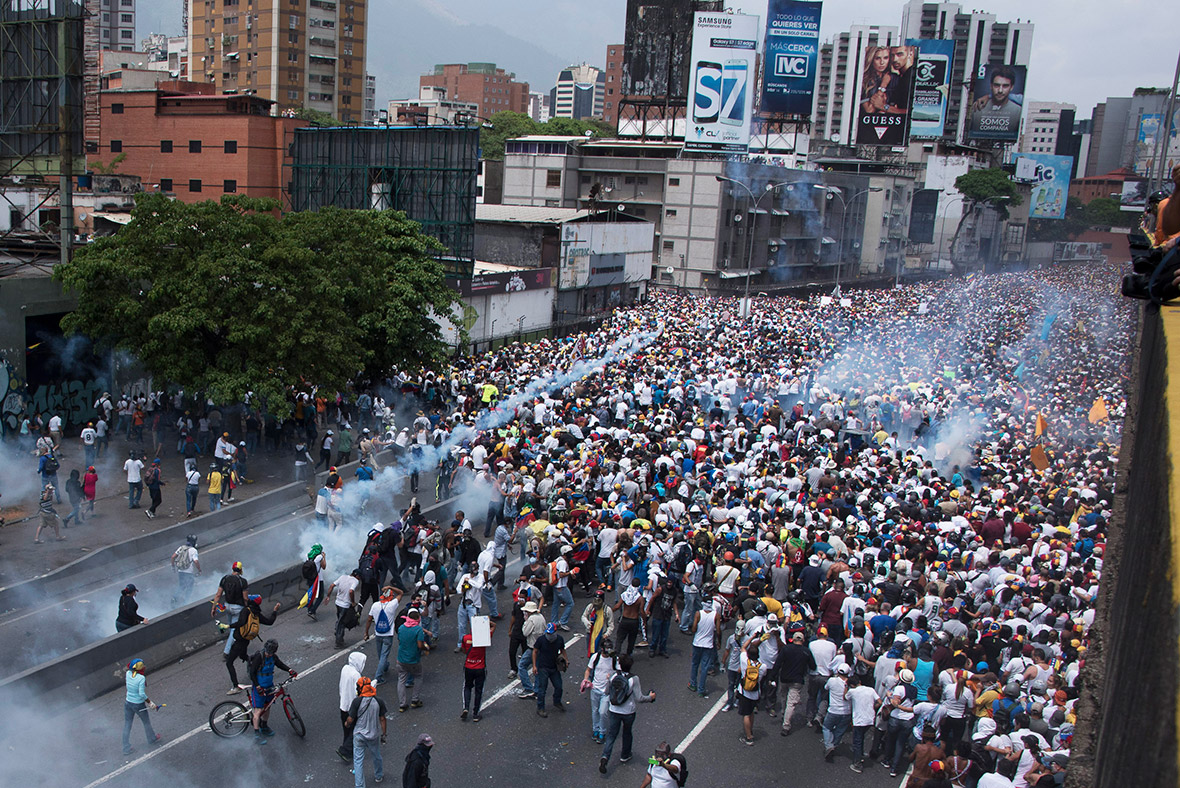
[139,0,1176,117]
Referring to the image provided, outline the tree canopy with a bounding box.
[1028,196,1137,242]
[479,111,615,160]
[54,194,461,413]
[953,168,1024,216]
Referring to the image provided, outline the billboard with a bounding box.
[854,44,917,146]
[967,63,1027,141]
[906,39,954,139]
[761,0,822,116]
[1120,179,1149,213]
[449,268,553,297]
[1015,153,1073,220]
[622,0,723,101]
[685,12,760,153]
[559,223,655,290]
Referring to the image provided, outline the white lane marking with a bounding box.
[897,765,912,787]
[481,634,584,709]
[674,693,729,753]
[79,645,353,788]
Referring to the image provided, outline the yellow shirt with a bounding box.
[207,471,223,494]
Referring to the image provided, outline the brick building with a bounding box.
[603,44,623,128]
[419,63,528,117]
[188,0,367,123]
[96,85,307,204]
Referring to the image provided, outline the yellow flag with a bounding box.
[1034,413,1048,437]
[1030,445,1050,471]
[1088,397,1109,424]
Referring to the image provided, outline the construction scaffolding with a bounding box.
[0,0,86,268]
[286,125,478,278]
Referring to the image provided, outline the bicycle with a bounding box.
[209,678,306,738]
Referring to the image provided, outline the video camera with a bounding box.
[1122,240,1180,304]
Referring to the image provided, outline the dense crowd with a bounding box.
[127,264,1130,788]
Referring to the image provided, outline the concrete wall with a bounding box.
[474,222,546,267]
[1070,303,1178,788]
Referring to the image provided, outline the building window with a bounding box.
[120,12,132,22]
[120,29,133,39]
[289,14,299,28]
[224,140,237,153]
[546,169,562,188]
[666,209,677,217]
[160,139,172,153]
[668,177,680,186]
[223,179,238,193]
[624,176,635,184]
[189,140,201,153]
[109,140,122,152]
[189,179,202,192]
[110,102,124,114]
[159,178,172,192]
[288,50,299,62]
[662,240,675,251]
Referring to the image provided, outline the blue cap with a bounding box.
[545,623,556,635]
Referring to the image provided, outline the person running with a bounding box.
[304,543,328,621]
[248,638,297,745]
[211,560,248,632]
[599,653,657,773]
[325,568,361,649]
[121,658,161,756]
[584,637,619,743]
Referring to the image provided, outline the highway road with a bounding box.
[13,569,907,788]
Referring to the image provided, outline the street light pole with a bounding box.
[814,184,882,295]
[716,174,789,318]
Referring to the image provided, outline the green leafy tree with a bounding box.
[948,168,1024,267]
[54,193,460,413]
[1083,196,1137,228]
[285,106,338,126]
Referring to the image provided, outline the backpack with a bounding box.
[173,546,194,572]
[44,454,60,473]
[301,559,318,583]
[239,610,260,641]
[375,605,393,636]
[993,697,1020,732]
[608,671,633,706]
[670,543,691,576]
[742,660,762,692]
[667,752,689,787]
[403,526,419,550]
[358,532,382,583]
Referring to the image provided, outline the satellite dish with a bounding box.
[583,130,593,138]
[77,212,87,221]
[617,204,626,212]
[665,266,674,274]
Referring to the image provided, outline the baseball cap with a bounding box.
[417,734,434,747]
[836,663,852,675]
[232,561,244,571]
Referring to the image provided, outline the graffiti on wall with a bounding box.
[27,378,108,428]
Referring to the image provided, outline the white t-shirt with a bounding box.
[174,546,199,574]
[826,676,851,714]
[597,527,618,559]
[333,574,359,608]
[645,763,680,788]
[124,458,144,483]
[80,427,96,445]
[738,652,764,700]
[589,652,617,693]
[49,415,62,432]
[847,684,879,726]
[554,557,570,589]
[369,599,400,637]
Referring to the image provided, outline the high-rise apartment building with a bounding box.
[527,92,551,123]
[1017,102,1075,155]
[364,73,376,123]
[188,0,368,123]
[603,44,623,128]
[420,63,529,117]
[1085,88,1177,178]
[899,1,1033,143]
[94,0,136,51]
[812,25,901,145]
[550,64,605,120]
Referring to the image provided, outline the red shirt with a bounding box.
[461,634,487,670]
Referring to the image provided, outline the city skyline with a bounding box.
[136,0,1175,118]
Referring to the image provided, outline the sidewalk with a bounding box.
[0,432,321,588]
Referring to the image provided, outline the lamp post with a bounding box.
[813,184,882,295]
[716,175,790,318]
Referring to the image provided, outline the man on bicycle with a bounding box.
[249,639,296,745]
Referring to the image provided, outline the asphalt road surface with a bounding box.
[18,567,907,788]
[0,468,445,678]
